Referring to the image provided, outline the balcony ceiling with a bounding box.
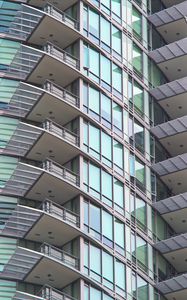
[26,256,80,289]
[27,54,80,87]
[149,38,187,81]
[150,77,187,119]
[25,171,79,203]
[26,131,80,165]
[26,91,80,126]
[155,234,187,272]
[28,15,80,49]
[151,116,187,156]
[152,153,187,194]
[149,2,187,43]
[26,213,80,246]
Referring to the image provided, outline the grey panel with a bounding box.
[152,153,187,176]
[153,192,187,214]
[151,115,187,139]
[149,2,187,27]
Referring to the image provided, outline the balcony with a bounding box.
[150,76,187,119]
[1,158,80,202]
[152,153,187,194]
[149,38,187,81]
[1,80,80,124]
[2,244,80,289]
[153,192,187,233]
[155,233,187,273]
[1,200,80,246]
[27,43,80,86]
[27,0,78,11]
[151,116,187,156]
[4,42,80,87]
[27,4,80,48]
[2,119,81,165]
[149,2,187,43]
[13,291,44,300]
[156,273,187,300]
[38,285,77,300]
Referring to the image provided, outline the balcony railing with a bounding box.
[41,159,80,186]
[42,120,79,146]
[43,80,80,107]
[44,43,80,70]
[38,285,77,300]
[44,4,79,30]
[40,243,79,269]
[41,199,80,227]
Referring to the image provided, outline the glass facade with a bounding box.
[0,1,181,300]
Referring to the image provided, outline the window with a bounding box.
[132,7,142,40]
[83,6,122,56]
[84,44,122,96]
[133,43,143,75]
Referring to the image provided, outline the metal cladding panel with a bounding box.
[149,2,187,27]
[151,115,187,139]
[153,192,187,214]
[149,38,187,63]
[152,153,187,176]
[150,77,187,101]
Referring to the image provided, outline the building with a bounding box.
[0,0,185,299]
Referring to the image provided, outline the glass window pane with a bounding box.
[102,171,112,201]
[101,55,111,85]
[89,48,99,76]
[90,163,100,193]
[112,25,121,54]
[89,124,100,158]
[90,204,101,233]
[89,9,99,37]
[113,103,122,130]
[133,43,143,75]
[89,86,100,114]
[114,179,124,208]
[90,245,101,278]
[112,63,122,93]
[102,210,113,240]
[115,260,125,291]
[101,17,111,47]
[113,140,123,169]
[102,251,114,283]
[102,132,112,164]
[101,94,111,124]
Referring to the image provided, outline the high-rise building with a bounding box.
[0,0,185,299]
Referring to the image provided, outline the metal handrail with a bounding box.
[40,243,79,269]
[43,80,80,107]
[40,199,80,227]
[42,119,80,146]
[41,159,80,186]
[43,42,80,70]
[38,285,77,300]
[44,3,79,30]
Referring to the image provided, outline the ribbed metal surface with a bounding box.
[155,233,187,253]
[152,153,187,176]
[153,192,187,214]
[2,247,41,280]
[1,205,41,238]
[150,76,187,101]
[149,2,187,27]
[149,37,187,64]
[151,115,187,139]
[3,162,42,196]
[156,273,187,294]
